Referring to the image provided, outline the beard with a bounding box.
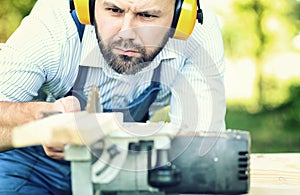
[95,25,171,75]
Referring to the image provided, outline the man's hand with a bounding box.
[42,143,65,160]
[52,96,81,113]
[42,96,81,159]
[11,112,123,148]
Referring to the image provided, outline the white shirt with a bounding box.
[0,0,226,131]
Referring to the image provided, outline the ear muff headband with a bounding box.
[72,0,202,40]
[172,0,197,40]
[73,0,94,24]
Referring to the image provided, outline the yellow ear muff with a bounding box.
[72,0,200,39]
[173,0,197,40]
[73,0,94,24]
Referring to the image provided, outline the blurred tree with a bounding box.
[222,0,300,110]
[221,0,300,152]
[0,0,36,42]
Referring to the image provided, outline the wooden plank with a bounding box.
[248,153,300,195]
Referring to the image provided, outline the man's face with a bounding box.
[94,0,175,74]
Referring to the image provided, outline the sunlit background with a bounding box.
[0,0,299,153]
[205,0,300,153]
[206,0,300,100]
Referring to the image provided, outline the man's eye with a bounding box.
[138,13,156,19]
[107,8,123,14]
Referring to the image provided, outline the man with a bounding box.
[0,0,226,194]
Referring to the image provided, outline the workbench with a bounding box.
[248,153,300,195]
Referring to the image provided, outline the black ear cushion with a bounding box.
[89,0,95,24]
[70,0,75,10]
[171,0,183,32]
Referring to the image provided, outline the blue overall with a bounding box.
[0,64,161,194]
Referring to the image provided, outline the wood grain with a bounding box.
[248,153,300,195]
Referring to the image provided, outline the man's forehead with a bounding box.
[100,0,174,9]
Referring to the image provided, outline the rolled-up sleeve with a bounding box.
[0,0,80,102]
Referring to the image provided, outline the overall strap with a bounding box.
[67,66,89,110]
[69,65,162,122]
[67,0,87,108]
[105,66,162,122]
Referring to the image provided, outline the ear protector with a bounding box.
[70,0,203,40]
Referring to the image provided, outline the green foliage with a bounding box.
[259,77,298,110]
[227,83,300,151]
[0,0,36,42]
[226,104,300,153]
[277,84,300,126]
[221,0,300,152]
[222,0,300,59]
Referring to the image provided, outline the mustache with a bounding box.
[110,39,145,53]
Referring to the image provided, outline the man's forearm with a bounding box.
[0,97,81,151]
[0,126,13,152]
[0,101,59,127]
[0,101,62,151]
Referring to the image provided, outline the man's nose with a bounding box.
[118,14,137,40]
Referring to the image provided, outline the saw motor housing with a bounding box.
[65,128,250,195]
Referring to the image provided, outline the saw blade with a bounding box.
[86,86,102,113]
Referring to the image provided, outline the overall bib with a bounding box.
[0,65,161,195]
